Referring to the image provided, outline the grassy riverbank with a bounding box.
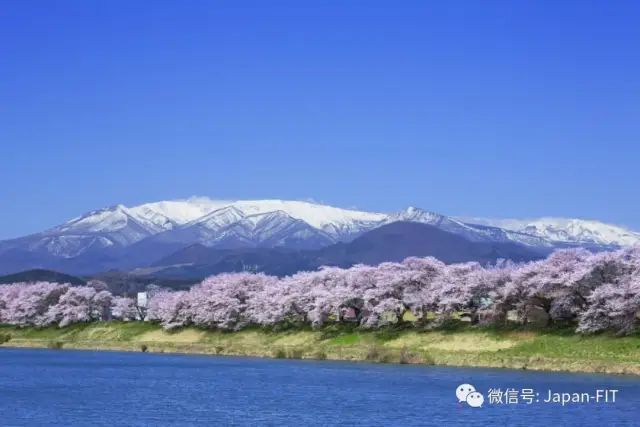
[1,322,640,375]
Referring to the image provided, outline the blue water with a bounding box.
[0,348,639,426]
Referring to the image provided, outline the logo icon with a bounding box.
[457,384,484,408]
[466,391,485,408]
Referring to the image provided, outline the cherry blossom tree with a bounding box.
[111,296,138,321]
[358,262,411,327]
[475,262,516,325]
[293,267,351,329]
[528,248,593,323]
[250,273,316,327]
[577,274,640,335]
[479,260,540,325]
[401,257,445,325]
[188,272,277,330]
[46,286,112,327]
[432,262,485,323]
[146,290,191,329]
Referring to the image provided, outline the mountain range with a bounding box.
[1,197,638,277]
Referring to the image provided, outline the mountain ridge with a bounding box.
[0,197,637,275]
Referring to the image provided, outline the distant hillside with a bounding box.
[314,221,542,266]
[0,268,200,296]
[153,244,238,267]
[148,245,314,278]
[0,269,87,286]
[144,222,544,278]
[89,271,202,295]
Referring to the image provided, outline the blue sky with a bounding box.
[1,1,639,239]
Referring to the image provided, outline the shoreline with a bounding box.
[4,341,639,376]
[2,322,640,376]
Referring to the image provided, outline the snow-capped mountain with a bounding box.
[0,199,388,258]
[1,198,638,267]
[457,217,640,248]
[61,198,386,241]
[386,207,553,248]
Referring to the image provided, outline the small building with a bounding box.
[343,308,358,322]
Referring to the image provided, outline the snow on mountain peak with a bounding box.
[188,205,246,229]
[15,197,640,263]
[389,207,443,224]
[223,200,387,231]
[121,197,386,232]
[45,198,388,243]
[52,198,640,248]
[131,199,230,225]
[457,216,640,247]
[51,204,131,234]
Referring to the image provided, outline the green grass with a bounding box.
[329,333,361,345]
[2,321,640,375]
[0,332,11,344]
[506,333,640,362]
[0,321,158,342]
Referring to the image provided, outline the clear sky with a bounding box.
[1,0,639,239]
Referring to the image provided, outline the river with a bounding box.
[0,348,638,426]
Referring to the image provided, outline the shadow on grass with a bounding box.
[189,319,613,342]
[373,322,416,342]
[432,320,582,338]
[318,323,360,341]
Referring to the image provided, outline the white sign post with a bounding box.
[136,292,148,320]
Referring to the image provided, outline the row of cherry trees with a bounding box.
[1,248,639,334]
[144,247,640,334]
